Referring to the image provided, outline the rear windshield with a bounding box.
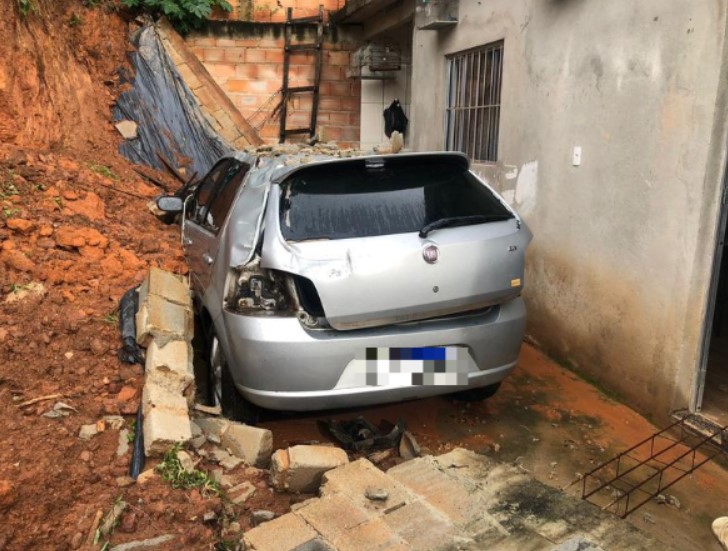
[279,156,514,241]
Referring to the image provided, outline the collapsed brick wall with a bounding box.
[186,22,361,146]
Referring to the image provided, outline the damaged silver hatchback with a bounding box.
[158,151,532,421]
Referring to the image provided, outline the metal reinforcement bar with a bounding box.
[573,416,726,518]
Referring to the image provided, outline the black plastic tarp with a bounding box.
[114,24,232,178]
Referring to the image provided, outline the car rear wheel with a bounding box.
[208,331,260,425]
[452,382,502,402]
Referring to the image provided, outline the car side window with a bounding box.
[187,159,231,224]
[205,163,250,232]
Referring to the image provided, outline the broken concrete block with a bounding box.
[78,424,98,441]
[145,339,194,394]
[221,423,272,468]
[115,120,138,140]
[135,294,191,347]
[243,513,318,551]
[138,267,190,308]
[143,408,193,457]
[271,445,349,493]
[142,384,191,456]
[229,481,257,504]
[209,447,243,470]
[195,417,230,439]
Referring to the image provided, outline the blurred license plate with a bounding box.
[357,347,471,386]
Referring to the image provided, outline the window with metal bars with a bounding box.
[445,41,504,163]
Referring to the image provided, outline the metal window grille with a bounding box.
[446,41,503,163]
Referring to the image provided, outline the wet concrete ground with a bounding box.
[261,343,728,551]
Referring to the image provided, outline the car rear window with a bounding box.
[279,156,514,241]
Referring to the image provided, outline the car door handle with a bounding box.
[202,253,214,265]
[183,237,193,246]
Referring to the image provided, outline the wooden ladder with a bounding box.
[279,5,325,144]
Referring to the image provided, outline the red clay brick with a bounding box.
[320,97,342,111]
[321,66,342,81]
[328,112,351,125]
[233,65,259,80]
[187,36,216,47]
[208,63,237,80]
[327,51,350,66]
[329,81,353,97]
[341,97,360,111]
[222,47,246,63]
[340,126,359,141]
[321,126,342,141]
[202,48,224,62]
[245,49,267,63]
[216,38,239,48]
[227,79,252,93]
[265,49,285,63]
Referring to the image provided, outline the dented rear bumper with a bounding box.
[219,297,526,411]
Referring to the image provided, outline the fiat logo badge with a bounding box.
[423,245,439,264]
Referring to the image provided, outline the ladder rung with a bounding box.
[287,15,323,24]
[288,86,317,94]
[286,43,319,52]
[283,128,312,136]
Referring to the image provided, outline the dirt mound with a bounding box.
[0,1,128,153]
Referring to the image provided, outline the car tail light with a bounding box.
[233,272,290,312]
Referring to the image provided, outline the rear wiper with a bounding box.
[419,214,513,238]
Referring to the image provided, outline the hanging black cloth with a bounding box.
[383,99,408,138]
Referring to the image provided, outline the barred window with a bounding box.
[446,41,504,163]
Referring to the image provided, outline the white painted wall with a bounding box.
[359,30,413,150]
[409,0,728,418]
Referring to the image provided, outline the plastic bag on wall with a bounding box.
[383,99,408,138]
[114,25,232,178]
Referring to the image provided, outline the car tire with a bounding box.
[452,382,502,402]
[208,330,260,425]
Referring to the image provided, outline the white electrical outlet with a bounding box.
[572,146,582,166]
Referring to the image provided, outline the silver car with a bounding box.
[158,151,532,421]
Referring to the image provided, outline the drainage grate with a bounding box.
[570,416,727,518]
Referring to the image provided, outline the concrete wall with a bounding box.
[410,1,728,417]
[186,22,361,145]
[360,28,412,150]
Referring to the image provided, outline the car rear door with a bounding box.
[263,154,532,330]
[183,159,249,293]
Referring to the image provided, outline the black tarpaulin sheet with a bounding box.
[114,24,232,178]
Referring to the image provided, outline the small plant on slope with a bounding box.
[121,0,233,34]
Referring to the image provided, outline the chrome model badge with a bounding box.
[423,245,439,264]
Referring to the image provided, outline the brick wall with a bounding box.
[214,0,345,23]
[158,19,262,149]
[186,22,361,146]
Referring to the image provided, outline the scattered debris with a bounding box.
[109,534,175,551]
[368,449,394,465]
[399,430,422,460]
[229,481,257,505]
[320,417,405,452]
[115,120,139,140]
[99,499,128,537]
[365,487,389,501]
[176,449,195,473]
[17,393,63,409]
[79,424,100,441]
[250,510,276,526]
[270,445,349,493]
[643,512,655,524]
[42,401,77,418]
[117,430,130,457]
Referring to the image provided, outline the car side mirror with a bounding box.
[156,195,184,213]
